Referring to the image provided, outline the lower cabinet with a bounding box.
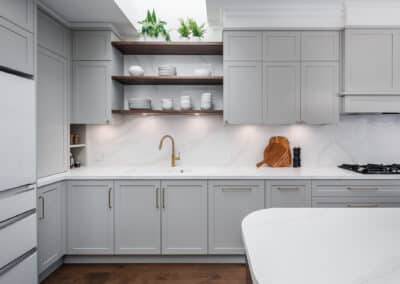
[208,180,265,254]
[37,182,64,274]
[268,180,311,208]
[67,180,114,254]
[115,180,161,254]
[161,180,208,254]
[313,197,400,208]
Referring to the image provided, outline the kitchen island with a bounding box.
[242,208,400,284]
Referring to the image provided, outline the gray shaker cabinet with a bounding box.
[71,61,112,124]
[263,62,300,124]
[37,183,64,274]
[301,31,340,61]
[67,181,114,255]
[268,180,311,208]
[223,31,262,61]
[0,0,34,32]
[37,47,69,178]
[72,31,114,61]
[115,180,161,255]
[208,180,265,254]
[223,61,263,124]
[301,62,339,124]
[263,31,301,61]
[161,180,208,255]
[344,29,398,93]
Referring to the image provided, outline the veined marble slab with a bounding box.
[242,208,400,284]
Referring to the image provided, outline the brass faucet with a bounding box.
[159,135,180,167]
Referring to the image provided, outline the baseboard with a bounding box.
[64,255,246,264]
[39,258,64,283]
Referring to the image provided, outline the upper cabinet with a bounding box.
[71,30,123,124]
[263,32,300,61]
[223,31,262,61]
[223,30,340,125]
[342,29,400,113]
[0,0,34,32]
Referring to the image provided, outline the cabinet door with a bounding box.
[268,180,311,208]
[301,62,339,124]
[224,61,262,124]
[208,180,264,254]
[115,180,161,255]
[223,31,262,61]
[263,32,301,62]
[161,180,207,255]
[37,183,63,273]
[73,31,112,61]
[301,31,340,61]
[37,47,68,178]
[263,63,300,124]
[72,61,111,124]
[0,17,33,75]
[67,181,114,254]
[345,30,395,93]
[0,0,34,32]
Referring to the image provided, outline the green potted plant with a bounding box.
[188,19,206,41]
[177,18,191,40]
[138,9,171,42]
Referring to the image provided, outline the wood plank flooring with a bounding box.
[42,264,248,284]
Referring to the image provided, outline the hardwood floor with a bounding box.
[42,264,248,284]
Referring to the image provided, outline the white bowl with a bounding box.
[128,66,145,76]
[194,68,212,77]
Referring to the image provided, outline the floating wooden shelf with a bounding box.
[112,109,223,115]
[112,75,223,85]
[112,41,223,55]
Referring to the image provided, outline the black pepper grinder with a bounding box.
[293,147,301,168]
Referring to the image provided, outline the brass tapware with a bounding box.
[159,134,180,167]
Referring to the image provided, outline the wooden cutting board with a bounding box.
[256,136,292,168]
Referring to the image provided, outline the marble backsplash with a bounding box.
[85,114,400,168]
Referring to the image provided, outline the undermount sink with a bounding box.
[124,167,192,175]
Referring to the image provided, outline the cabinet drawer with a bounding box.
[223,31,262,61]
[312,180,400,197]
[301,32,340,61]
[0,213,36,268]
[313,197,400,208]
[269,180,311,208]
[0,17,33,75]
[0,186,35,222]
[0,252,37,284]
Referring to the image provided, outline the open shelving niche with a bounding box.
[70,125,87,167]
[111,41,224,116]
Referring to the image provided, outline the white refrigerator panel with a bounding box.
[0,71,35,191]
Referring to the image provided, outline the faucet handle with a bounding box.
[175,152,181,161]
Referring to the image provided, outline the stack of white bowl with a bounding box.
[200,93,212,110]
[180,96,192,110]
[128,98,152,110]
[158,65,176,76]
[161,98,173,110]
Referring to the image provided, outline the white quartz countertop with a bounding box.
[242,208,400,284]
[36,166,400,187]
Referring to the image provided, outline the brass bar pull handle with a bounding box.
[162,188,166,209]
[38,196,44,220]
[108,188,112,209]
[156,188,160,209]
[222,188,252,192]
[346,187,379,191]
[277,187,300,191]
[347,204,379,208]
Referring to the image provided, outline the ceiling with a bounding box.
[38,0,136,37]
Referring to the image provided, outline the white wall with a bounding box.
[86,114,400,168]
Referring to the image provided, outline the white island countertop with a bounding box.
[37,166,400,187]
[242,208,400,284]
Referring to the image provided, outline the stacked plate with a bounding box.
[158,65,177,76]
[128,98,152,110]
[180,96,192,110]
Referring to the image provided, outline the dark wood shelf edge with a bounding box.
[112,76,223,85]
[112,41,223,55]
[112,110,223,115]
